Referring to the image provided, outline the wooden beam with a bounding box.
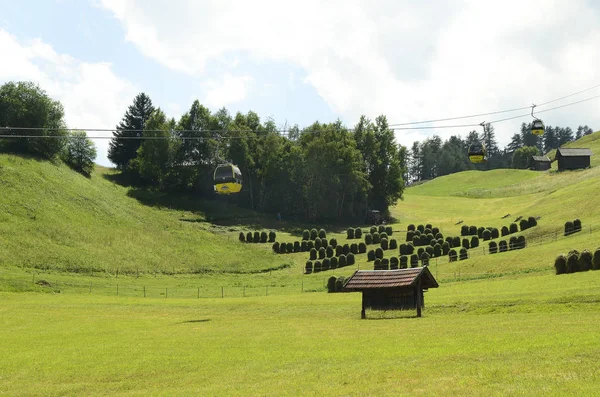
[361,292,366,319]
[416,278,422,318]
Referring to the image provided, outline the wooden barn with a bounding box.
[530,155,551,171]
[555,148,593,171]
[343,267,439,318]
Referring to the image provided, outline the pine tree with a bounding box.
[108,93,155,170]
[506,133,523,153]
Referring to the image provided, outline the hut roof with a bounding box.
[557,148,593,157]
[343,267,439,291]
[532,155,551,162]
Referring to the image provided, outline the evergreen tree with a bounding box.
[506,133,523,153]
[108,93,155,170]
[543,125,558,152]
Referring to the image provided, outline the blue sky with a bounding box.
[2,0,600,167]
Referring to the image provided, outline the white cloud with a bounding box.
[96,0,600,150]
[0,28,137,167]
[203,73,254,109]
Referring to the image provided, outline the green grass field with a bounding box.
[2,132,600,395]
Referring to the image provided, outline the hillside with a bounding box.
[0,154,291,276]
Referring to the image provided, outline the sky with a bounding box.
[2,0,600,167]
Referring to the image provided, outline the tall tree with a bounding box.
[62,131,97,177]
[542,125,558,153]
[482,123,499,157]
[506,133,523,153]
[0,81,68,159]
[512,146,539,169]
[108,93,154,170]
[557,127,574,146]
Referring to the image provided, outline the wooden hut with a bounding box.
[530,155,551,171]
[555,148,592,171]
[343,267,439,318]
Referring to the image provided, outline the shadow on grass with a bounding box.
[101,171,393,234]
[180,319,211,324]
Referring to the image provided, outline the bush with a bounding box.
[322,258,331,271]
[442,242,450,256]
[330,256,338,269]
[579,249,593,272]
[416,224,425,233]
[517,236,526,250]
[432,227,440,236]
[385,226,393,236]
[400,256,408,269]
[378,225,386,233]
[445,236,453,247]
[380,232,389,241]
[272,242,280,253]
[462,238,470,250]
[302,230,310,241]
[425,246,434,257]
[390,256,399,270]
[355,228,362,239]
[367,250,376,262]
[564,221,574,236]
[313,261,321,273]
[477,227,485,238]
[489,241,498,254]
[469,225,477,236]
[380,238,389,250]
[326,245,334,258]
[509,223,518,234]
[310,228,318,240]
[373,232,381,244]
[410,254,419,268]
[336,245,343,257]
[350,243,358,255]
[491,228,499,239]
[339,254,347,268]
[453,236,461,247]
[499,240,508,253]
[567,252,579,273]
[370,226,377,234]
[407,224,416,231]
[315,237,322,250]
[528,216,537,228]
[318,247,326,259]
[414,229,422,237]
[358,242,367,254]
[347,227,355,239]
[335,277,345,292]
[322,238,329,248]
[253,231,260,243]
[424,228,432,236]
[246,232,253,243]
[309,248,317,260]
[420,252,430,266]
[301,241,308,252]
[329,238,338,249]
[470,236,479,248]
[594,248,600,271]
[459,247,468,260]
[449,249,458,262]
[405,243,415,255]
[509,236,518,251]
[318,229,327,239]
[238,232,246,243]
[519,219,529,232]
[375,247,384,259]
[365,233,373,245]
[399,243,407,256]
[305,261,313,274]
[294,241,301,252]
[380,258,389,270]
[389,239,398,250]
[286,242,294,253]
[343,244,350,256]
[327,276,337,293]
[373,258,382,270]
[279,243,287,254]
[461,225,469,236]
[347,253,355,266]
[554,255,567,275]
[573,218,582,233]
[435,233,443,241]
[433,243,442,258]
[420,235,429,246]
[259,231,267,243]
[406,230,415,242]
[307,240,315,250]
[482,229,491,241]
[501,226,509,237]
[417,247,425,257]
[425,223,432,231]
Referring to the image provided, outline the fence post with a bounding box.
[197,287,200,299]
[221,286,224,298]
[144,286,146,298]
[165,287,168,298]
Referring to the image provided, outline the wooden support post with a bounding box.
[361,293,366,319]
[415,279,422,318]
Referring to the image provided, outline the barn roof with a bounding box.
[343,267,439,291]
[557,148,593,157]
[532,155,551,162]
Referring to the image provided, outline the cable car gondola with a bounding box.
[213,163,243,195]
[468,142,487,164]
[530,104,544,136]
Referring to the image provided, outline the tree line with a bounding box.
[407,122,594,183]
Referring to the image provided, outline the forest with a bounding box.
[0,80,594,222]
